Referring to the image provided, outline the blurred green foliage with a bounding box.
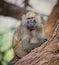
[0,29,15,65]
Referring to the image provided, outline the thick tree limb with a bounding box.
[44,0,59,40]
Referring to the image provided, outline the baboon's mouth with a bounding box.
[27,25,35,31]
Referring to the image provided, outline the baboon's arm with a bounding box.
[22,38,47,51]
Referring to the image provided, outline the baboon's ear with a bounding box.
[22,15,26,25]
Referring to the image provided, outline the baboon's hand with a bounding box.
[30,38,47,49]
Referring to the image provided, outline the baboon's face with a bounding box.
[25,18,36,31]
[22,12,42,31]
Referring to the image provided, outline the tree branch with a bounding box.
[0,0,27,19]
[44,0,59,40]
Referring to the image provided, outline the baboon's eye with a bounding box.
[27,21,29,24]
[33,20,36,23]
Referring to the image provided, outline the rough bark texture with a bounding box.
[14,0,59,65]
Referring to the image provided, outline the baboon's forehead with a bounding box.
[26,12,36,18]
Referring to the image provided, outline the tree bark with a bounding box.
[14,0,59,65]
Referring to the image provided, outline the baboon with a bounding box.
[8,12,47,65]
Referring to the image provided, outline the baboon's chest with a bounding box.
[20,26,39,43]
[30,30,39,43]
[31,30,38,37]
